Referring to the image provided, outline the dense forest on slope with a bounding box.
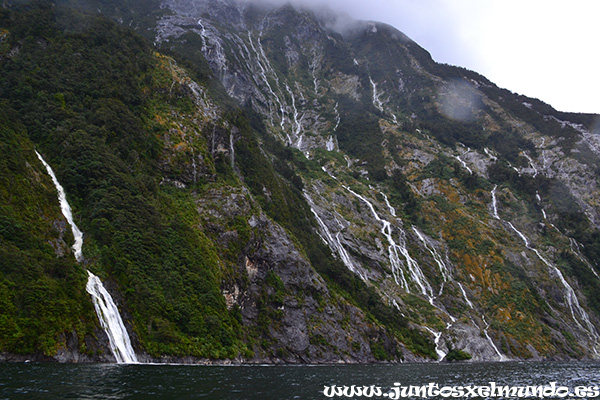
[3,0,600,363]
[0,3,432,361]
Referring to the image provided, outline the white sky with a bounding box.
[297,0,600,114]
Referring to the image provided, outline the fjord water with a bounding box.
[1,362,598,399]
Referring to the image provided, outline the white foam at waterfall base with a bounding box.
[86,272,139,363]
[424,327,447,361]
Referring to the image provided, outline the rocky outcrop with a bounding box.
[148,0,600,362]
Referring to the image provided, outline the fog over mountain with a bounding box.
[229,0,600,114]
[2,0,600,364]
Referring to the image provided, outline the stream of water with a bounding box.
[36,151,138,363]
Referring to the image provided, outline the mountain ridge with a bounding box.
[1,0,600,363]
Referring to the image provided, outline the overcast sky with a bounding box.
[293,0,600,115]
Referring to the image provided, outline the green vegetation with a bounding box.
[445,347,471,362]
[235,102,435,359]
[0,3,246,358]
[3,0,599,363]
[0,105,98,356]
[0,2,434,360]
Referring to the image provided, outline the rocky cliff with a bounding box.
[2,0,600,362]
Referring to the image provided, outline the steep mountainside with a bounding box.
[2,0,600,363]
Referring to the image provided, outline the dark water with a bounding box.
[1,361,599,399]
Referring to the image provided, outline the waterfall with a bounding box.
[369,77,384,113]
[309,48,320,94]
[229,132,235,169]
[570,238,600,279]
[304,192,367,281]
[36,151,138,363]
[490,184,600,352]
[35,151,83,262]
[382,192,396,217]
[507,221,600,350]
[413,227,451,283]
[333,102,340,132]
[491,185,500,220]
[247,32,286,133]
[197,19,208,53]
[458,282,474,309]
[455,155,473,175]
[423,327,447,361]
[523,152,538,177]
[482,315,506,361]
[484,147,497,161]
[326,136,335,151]
[86,272,139,363]
[285,83,301,138]
[344,186,433,302]
[459,281,506,360]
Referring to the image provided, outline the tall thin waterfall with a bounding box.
[36,151,138,363]
[35,151,83,262]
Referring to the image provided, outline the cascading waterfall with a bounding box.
[247,32,286,133]
[484,147,497,161]
[191,148,198,184]
[345,186,457,356]
[381,192,396,217]
[309,48,321,94]
[333,102,340,132]
[459,280,507,360]
[36,150,138,363]
[523,152,538,177]
[326,136,335,151]
[197,19,208,53]
[86,272,139,363]
[536,192,559,231]
[536,192,547,220]
[256,33,286,130]
[369,77,384,113]
[412,227,451,284]
[423,326,447,361]
[396,228,435,305]
[491,183,600,353]
[507,161,521,175]
[458,282,475,309]
[344,186,433,302]
[569,238,600,279]
[285,83,302,142]
[229,132,235,169]
[455,154,473,175]
[507,221,600,351]
[195,20,227,80]
[540,138,550,170]
[304,192,367,281]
